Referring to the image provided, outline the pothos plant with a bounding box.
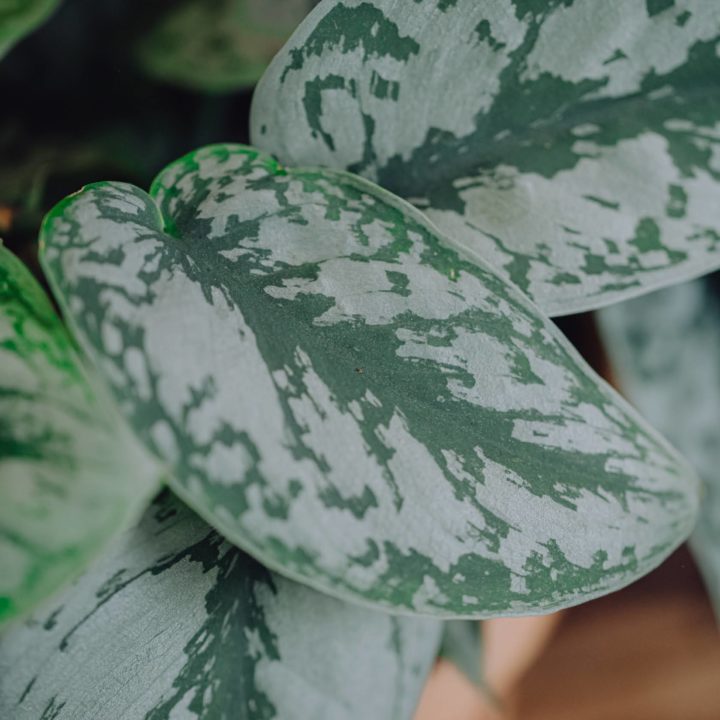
[0,1,718,718]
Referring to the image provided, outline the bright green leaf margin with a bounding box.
[0,243,160,627]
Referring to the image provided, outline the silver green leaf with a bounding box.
[41,143,699,617]
[251,0,720,316]
[0,492,441,720]
[0,244,159,627]
[135,0,318,92]
[599,277,720,617]
[0,0,59,59]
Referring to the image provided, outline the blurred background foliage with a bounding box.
[0,0,60,59]
[0,0,319,275]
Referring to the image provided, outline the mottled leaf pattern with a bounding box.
[0,0,59,59]
[136,0,318,92]
[0,492,441,720]
[599,277,720,617]
[251,0,720,316]
[41,144,699,617]
[0,244,159,627]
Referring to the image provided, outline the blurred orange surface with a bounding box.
[512,546,720,720]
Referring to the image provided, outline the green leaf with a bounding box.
[135,0,318,92]
[0,244,160,627]
[40,143,699,617]
[598,276,720,618]
[0,0,59,59]
[0,491,441,720]
[438,621,483,688]
[251,0,720,317]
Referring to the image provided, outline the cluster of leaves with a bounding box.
[1,1,719,718]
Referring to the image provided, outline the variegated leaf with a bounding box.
[0,244,159,627]
[251,0,720,316]
[41,144,699,617]
[0,492,441,720]
[0,0,59,59]
[136,0,318,92]
[599,277,720,617]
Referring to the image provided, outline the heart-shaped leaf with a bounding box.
[599,277,720,617]
[0,491,441,720]
[251,0,720,316]
[0,0,59,59]
[0,244,159,627]
[41,144,699,617]
[136,0,318,92]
